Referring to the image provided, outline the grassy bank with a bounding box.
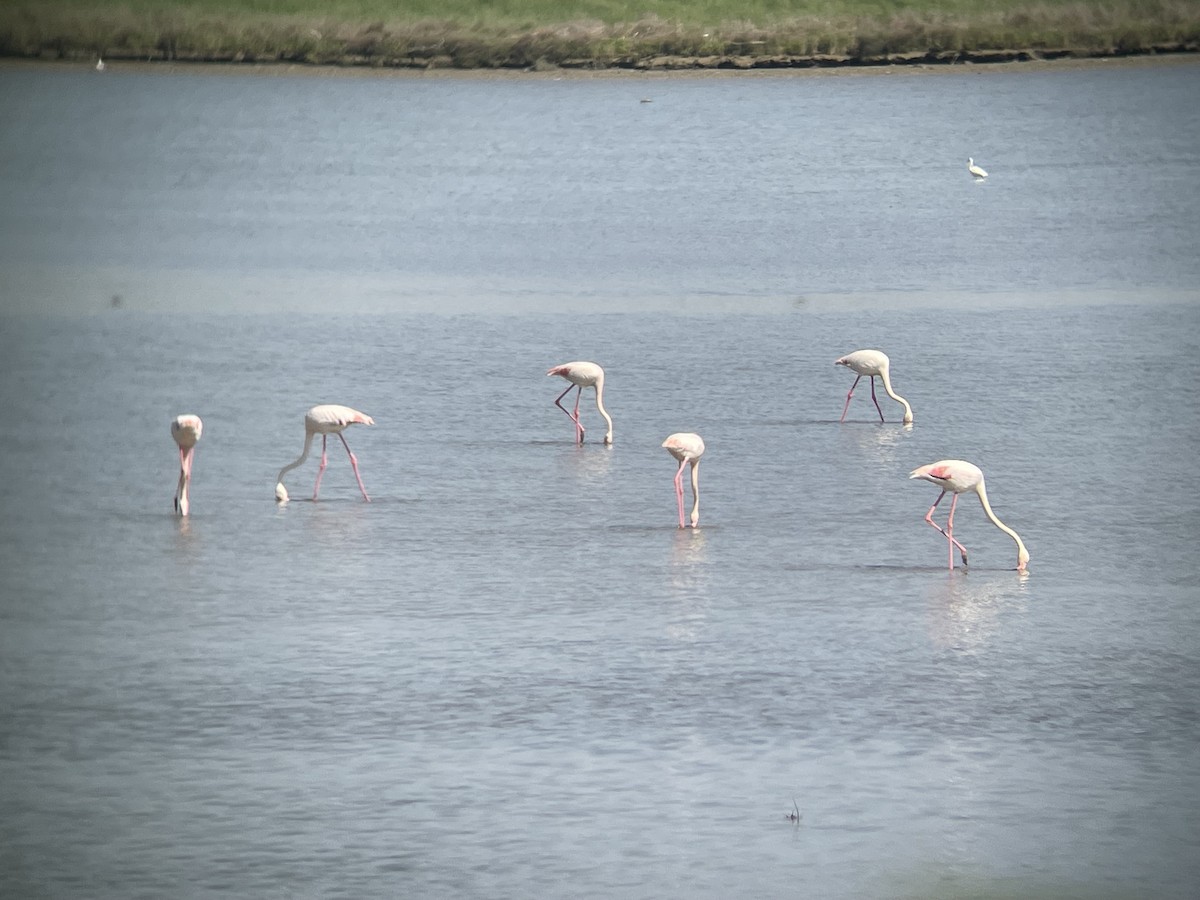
[3,0,1199,69]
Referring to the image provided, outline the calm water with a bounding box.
[1,60,1199,899]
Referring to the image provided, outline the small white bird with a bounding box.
[96,57,106,72]
[968,157,988,178]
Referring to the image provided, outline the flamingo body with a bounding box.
[968,157,988,178]
[171,414,203,516]
[275,404,374,502]
[663,433,705,528]
[547,361,613,444]
[835,349,913,424]
[909,459,1029,572]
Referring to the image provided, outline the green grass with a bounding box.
[3,0,1199,68]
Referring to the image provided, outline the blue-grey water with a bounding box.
[1,59,1199,899]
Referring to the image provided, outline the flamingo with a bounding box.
[663,433,705,528]
[170,414,202,516]
[95,57,106,72]
[968,157,988,179]
[909,459,1029,572]
[547,361,613,444]
[835,349,913,424]
[275,405,374,503]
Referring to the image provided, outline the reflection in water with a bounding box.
[307,505,373,543]
[169,514,206,572]
[271,501,375,549]
[837,422,914,466]
[559,443,612,480]
[666,528,709,642]
[670,527,708,570]
[924,571,1029,651]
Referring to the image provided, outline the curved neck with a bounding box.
[878,368,913,424]
[594,378,614,443]
[277,430,315,484]
[975,478,1030,569]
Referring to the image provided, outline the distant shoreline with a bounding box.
[5,0,1199,75]
[4,49,1199,80]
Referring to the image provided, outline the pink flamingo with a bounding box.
[663,433,705,528]
[547,361,613,444]
[909,459,1029,572]
[835,349,913,424]
[171,414,203,516]
[275,405,374,503]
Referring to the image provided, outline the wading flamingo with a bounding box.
[663,433,705,528]
[835,349,913,424]
[171,414,202,516]
[968,157,988,179]
[909,459,1029,572]
[547,361,613,444]
[275,405,374,503]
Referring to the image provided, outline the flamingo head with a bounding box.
[1017,547,1030,572]
[275,483,290,503]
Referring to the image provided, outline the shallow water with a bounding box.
[1,61,1199,899]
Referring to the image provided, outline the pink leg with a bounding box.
[572,388,585,442]
[673,461,687,528]
[554,385,585,442]
[339,433,371,502]
[868,376,884,422]
[313,435,329,500]
[923,491,970,569]
[840,375,863,422]
[946,493,967,568]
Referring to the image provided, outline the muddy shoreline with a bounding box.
[4,42,1198,77]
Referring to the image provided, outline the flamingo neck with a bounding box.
[176,449,192,515]
[689,460,700,526]
[975,479,1030,571]
[276,430,315,485]
[594,379,614,444]
[879,367,913,424]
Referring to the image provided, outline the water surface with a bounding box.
[1,60,1199,899]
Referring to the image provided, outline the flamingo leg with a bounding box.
[338,432,371,502]
[554,384,585,442]
[840,375,863,422]
[923,491,970,569]
[313,434,329,500]
[673,460,687,528]
[572,387,585,442]
[868,376,885,422]
[946,493,968,568]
